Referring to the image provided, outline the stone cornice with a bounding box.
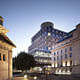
[0,25,9,34]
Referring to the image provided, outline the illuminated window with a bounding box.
[48,47,51,50]
[63,61,65,66]
[52,64,54,67]
[55,63,58,67]
[48,32,51,36]
[0,53,1,60]
[3,54,6,61]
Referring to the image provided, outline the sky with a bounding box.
[0,0,80,57]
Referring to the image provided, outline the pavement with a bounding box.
[13,77,29,80]
[13,76,35,80]
[37,74,80,80]
[13,74,80,80]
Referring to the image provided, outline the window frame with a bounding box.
[3,54,6,61]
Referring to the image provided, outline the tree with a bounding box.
[13,52,36,71]
[13,57,17,69]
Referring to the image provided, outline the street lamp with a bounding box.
[24,74,27,78]
[34,76,37,80]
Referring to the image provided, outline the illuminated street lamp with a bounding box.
[24,75,27,78]
[34,76,37,80]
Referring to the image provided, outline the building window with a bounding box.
[54,57,56,61]
[70,53,72,58]
[61,55,63,60]
[61,50,63,54]
[57,56,59,60]
[65,48,67,53]
[65,54,67,59]
[65,61,67,66]
[70,68,72,72]
[57,51,59,55]
[70,60,72,66]
[3,54,6,61]
[70,47,72,51]
[54,52,56,56]
[0,53,1,60]
[48,47,51,50]
[52,33,55,37]
[60,61,62,67]
[48,32,51,36]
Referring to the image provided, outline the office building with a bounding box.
[28,22,67,53]
[51,24,80,74]
[30,48,51,66]
[28,22,67,67]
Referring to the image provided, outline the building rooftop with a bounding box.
[57,34,72,43]
[0,33,16,47]
[30,48,51,54]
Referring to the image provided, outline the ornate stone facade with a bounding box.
[0,16,16,80]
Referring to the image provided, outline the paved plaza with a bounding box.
[13,77,28,80]
[13,74,80,80]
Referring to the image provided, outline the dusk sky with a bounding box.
[0,0,80,57]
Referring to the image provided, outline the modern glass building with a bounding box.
[28,22,67,67]
[28,22,67,53]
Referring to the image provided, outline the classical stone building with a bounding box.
[0,16,16,80]
[51,24,80,74]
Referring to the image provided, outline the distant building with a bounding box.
[51,24,80,74]
[28,22,67,67]
[0,16,16,80]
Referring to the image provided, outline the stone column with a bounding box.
[8,50,12,80]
